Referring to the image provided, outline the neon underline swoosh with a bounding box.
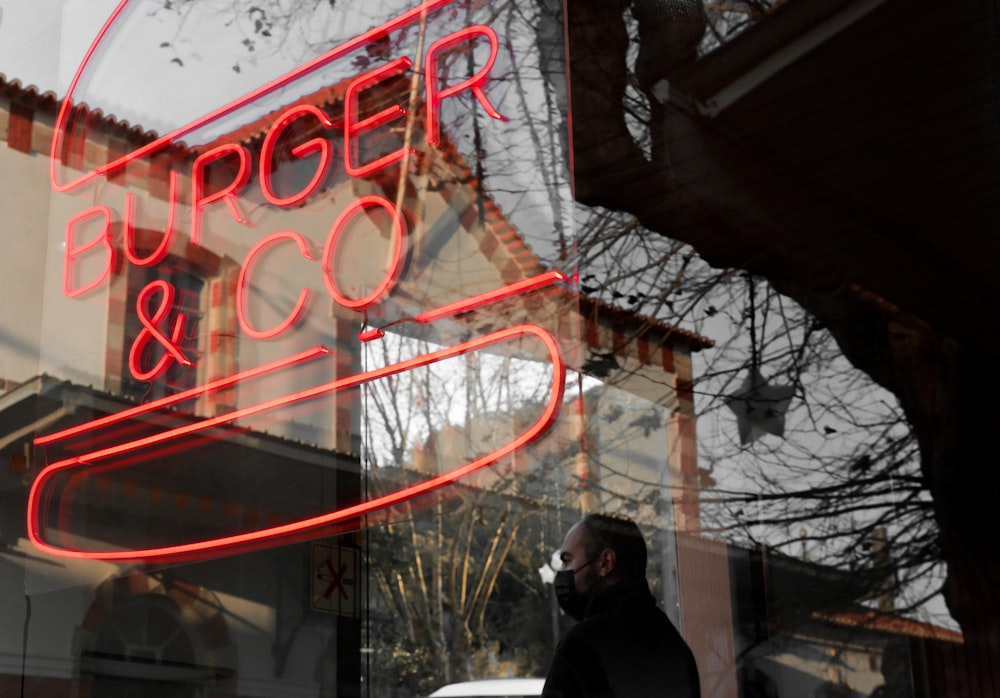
[28,323,566,561]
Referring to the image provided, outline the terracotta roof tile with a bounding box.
[815,608,964,644]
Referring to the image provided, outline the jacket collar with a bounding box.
[584,577,655,619]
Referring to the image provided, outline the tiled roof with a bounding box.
[815,608,965,644]
[0,74,59,105]
[0,73,159,143]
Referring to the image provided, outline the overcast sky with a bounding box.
[0,0,116,95]
[0,0,324,135]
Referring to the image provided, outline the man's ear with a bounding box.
[598,547,616,577]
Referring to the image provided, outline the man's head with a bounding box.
[555,514,648,617]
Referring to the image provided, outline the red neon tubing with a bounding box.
[27,324,565,560]
[123,171,181,267]
[344,56,414,178]
[127,279,195,382]
[63,206,115,299]
[237,232,317,340]
[321,195,407,310]
[35,346,332,446]
[191,143,252,245]
[50,0,460,193]
[426,25,507,147]
[415,270,565,324]
[358,270,567,342]
[259,105,335,207]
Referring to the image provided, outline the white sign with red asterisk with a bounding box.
[311,541,360,617]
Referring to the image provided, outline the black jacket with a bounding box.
[542,579,701,698]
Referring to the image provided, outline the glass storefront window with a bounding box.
[1,0,997,696]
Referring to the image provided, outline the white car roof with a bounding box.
[426,678,545,696]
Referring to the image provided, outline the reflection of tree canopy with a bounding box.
[365,495,551,695]
[360,332,555,472]
[155,0,955,654]
[357,332,564,691]
[574,199,937,618]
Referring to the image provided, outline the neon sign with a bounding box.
[35,0,570,560]
[30,325,566,560]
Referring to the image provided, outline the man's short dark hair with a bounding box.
[580,513,648,579]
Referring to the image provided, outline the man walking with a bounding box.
[543,513,701,697]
